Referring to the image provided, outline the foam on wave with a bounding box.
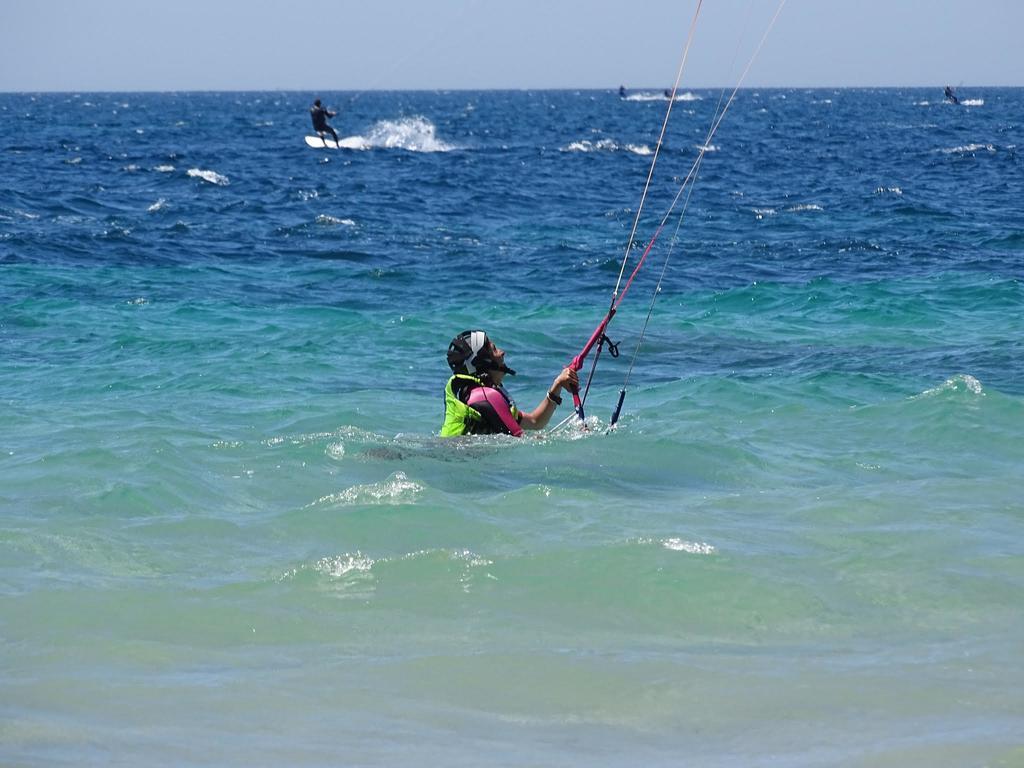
[917,374,984,398]
[563,138,653,155]
[941,143,996,154]
[315,214,356,226]
[307,471,423,507]
[281,547,494,586]
[187,168,229,185]
[625,91,701,102]
[353,116,458,152]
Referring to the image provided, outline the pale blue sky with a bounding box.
[2,0,1021,91]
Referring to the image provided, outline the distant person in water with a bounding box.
[440,330,578,437]
[663,89,672,98]
[944,85,959,105]
[619,85,627,98]
[310,99,340,143]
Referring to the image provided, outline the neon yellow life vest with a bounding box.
[440,374,521,437]
[440,374,484,437]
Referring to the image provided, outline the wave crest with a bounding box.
[917,374,984,398]
[187,168,229,185]
[661,538,716,554]
[354,116,457,152]
[307,471,423,507]
[315,552,375,578]
[625,91,700,102]
[315,214,356,226]
[940,143,996,155]
[563,139,652,155]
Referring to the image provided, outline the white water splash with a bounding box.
[147,198,167,212]
[940,143,996,154]
[211,440,244,449]
[308,471,423,507]
[315,214,356,226]
[661,538,716,555]
[187,168,229,185]
[625,91,701,102]
[356,116,458,152]
[153,164,175,173]
[314,552,376,578]
[565,138,616,153]
[918,374,984,398]
[563,138,653,155]
[625,143,653,156]
[449,549,494,568]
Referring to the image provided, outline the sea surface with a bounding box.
[2,87,1023,767]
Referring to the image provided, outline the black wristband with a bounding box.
[546,390,562,406]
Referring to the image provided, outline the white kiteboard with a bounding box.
[304,135,366,150]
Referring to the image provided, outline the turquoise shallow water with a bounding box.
[2,88,1023,766]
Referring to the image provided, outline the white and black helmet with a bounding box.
[447,330,492,375]
[446,329,515,377]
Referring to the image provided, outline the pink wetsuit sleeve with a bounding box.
[467,386,524,437]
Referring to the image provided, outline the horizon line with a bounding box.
[0,84,1012,95]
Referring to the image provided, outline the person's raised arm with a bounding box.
[519,367,578,431]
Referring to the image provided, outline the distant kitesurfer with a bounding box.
[310,99,340,143]
[663,89,672,98]
[619,85,627,98]
[944,85,959,105]
[440,330,578,437]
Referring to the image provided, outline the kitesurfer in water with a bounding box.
[440,330,578,437]
[944,85,959,105]
[619,85,627,98]
[310,99,340,143]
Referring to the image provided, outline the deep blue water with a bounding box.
[2,88,1023,767]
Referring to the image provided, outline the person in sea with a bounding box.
[310,99,340,143]
[944,85,959,105]
[440,329,579,437]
